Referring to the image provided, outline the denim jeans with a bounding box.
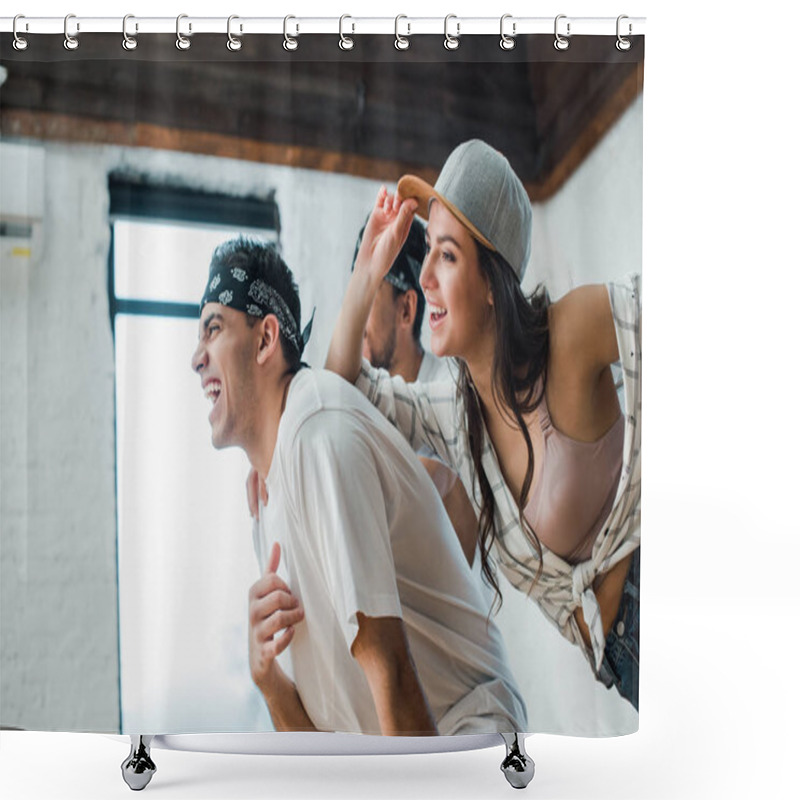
[597,547,639,710]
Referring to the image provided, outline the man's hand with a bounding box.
[248,542,304,694]
[246,468,268,519]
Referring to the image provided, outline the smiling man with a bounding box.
[191,236,527,736]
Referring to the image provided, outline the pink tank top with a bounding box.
[523,391,623,564]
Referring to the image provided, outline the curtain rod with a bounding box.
[1,15,646,37]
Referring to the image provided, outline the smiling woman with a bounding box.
[326,139,641,710]
[420,201,496,363]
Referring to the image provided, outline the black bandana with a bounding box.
[200,264,314,356]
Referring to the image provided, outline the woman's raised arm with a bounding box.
[325,186,417,383]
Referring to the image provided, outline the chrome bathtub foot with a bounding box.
[121,735,156,791]
[500,732,534,789]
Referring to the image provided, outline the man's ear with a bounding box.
[398,289,417,330]
[255,315,281,365]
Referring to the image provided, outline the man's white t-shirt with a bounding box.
[252,368,527,736]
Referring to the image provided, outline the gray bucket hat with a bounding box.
[397,139,532,281]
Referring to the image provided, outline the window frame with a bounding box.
[107,176,281,328]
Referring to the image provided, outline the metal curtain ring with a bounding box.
[616,15,632,51]
[176,14,191,50]
[13,14,29,51]
[122,14,138,51]
[283,15,298,51]
[227,15,242,51]
[554,14,570,51]
[444,14,460,51]
[64,13,79,51]
[500,14,516,50]
[394,15,410,50]
[339,15,354,51]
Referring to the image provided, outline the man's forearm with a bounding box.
[258,664,318,732]
[352,613,438,736]
[373,664,438,736]
[325,268,382,383]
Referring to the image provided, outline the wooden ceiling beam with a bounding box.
[0,52,642,202]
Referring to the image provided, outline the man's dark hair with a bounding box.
[209,236,303,371]
[401,218,427,344]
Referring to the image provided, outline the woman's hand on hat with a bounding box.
[326,186,417,385]
[355,186,418,281]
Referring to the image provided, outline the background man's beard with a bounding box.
[371,327,397,372]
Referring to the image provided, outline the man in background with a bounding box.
[353,217,480,566]
[354,217,442,383]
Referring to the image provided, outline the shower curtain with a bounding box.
[0,23,643,739]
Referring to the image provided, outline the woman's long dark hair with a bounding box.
[458,241,550,610]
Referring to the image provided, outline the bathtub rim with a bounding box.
[106,731,512,756]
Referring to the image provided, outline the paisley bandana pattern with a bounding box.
[201,266,314,356]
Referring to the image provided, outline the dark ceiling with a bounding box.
[0,33,644,201]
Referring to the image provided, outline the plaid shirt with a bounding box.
[355,272,641,671]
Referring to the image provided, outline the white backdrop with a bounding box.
[2,1,799,799]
